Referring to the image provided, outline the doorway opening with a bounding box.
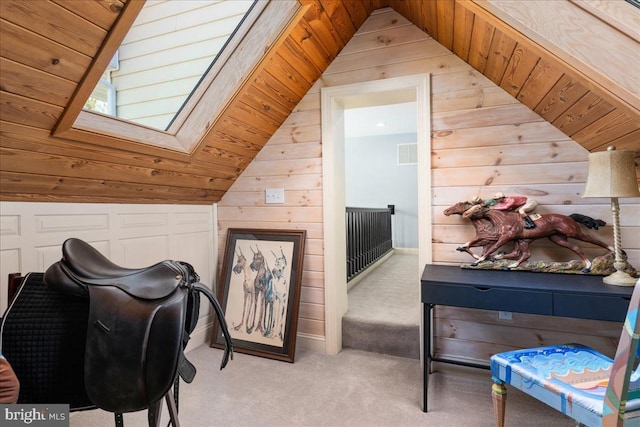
[320,74,432,355]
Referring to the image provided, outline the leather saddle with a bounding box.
[44,238,233,425]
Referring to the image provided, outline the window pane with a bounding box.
[84,0,255,131]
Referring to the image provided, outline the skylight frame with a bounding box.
[52,0,277,156]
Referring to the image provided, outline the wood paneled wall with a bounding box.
[218,8,640,361]
[2,0,637,206]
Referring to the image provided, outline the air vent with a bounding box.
[398,143,417,165]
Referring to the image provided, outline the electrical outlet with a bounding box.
[265,188,285,204]
[498,311,513,320]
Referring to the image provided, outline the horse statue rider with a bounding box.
[470,192,538,229]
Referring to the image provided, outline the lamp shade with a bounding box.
[582,147,640,198]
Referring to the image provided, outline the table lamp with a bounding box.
[582,146,639,286]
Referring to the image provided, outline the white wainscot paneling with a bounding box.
[174,232,214,320]
[0,215,20,236]
[0,249,20,313]
[173,211,211,231]
[36,214,109,234]
[34,245,68,272]
[117,212,170,239]
[0,215,22,250]
[0,201,217,349]
[121,235,170,268]
[173,232,211,281]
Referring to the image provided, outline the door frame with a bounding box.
[320,74,432,355]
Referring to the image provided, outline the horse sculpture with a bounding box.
[443,201,614,271]
[232,248,254,332]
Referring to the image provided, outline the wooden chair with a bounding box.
[490,278,640,427]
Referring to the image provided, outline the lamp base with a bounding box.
[603,270,638,286]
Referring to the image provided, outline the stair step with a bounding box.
[344,253,420,360]
[342,316,419,359]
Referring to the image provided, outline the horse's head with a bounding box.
[443,201,474,216]
[271,247,287,279]
[232,249,246,274]
[250,246,265,272]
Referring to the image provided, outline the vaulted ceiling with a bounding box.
[1,0,638,204]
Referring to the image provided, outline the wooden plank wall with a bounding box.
[218,8,640,360]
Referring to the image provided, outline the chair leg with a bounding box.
[492,382,507,427]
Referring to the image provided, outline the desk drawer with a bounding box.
[424,283,553,315]
[554,293,630,322]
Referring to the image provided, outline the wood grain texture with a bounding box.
[1,0,638,208]
[218,7,639,346]
[0,0,106,57]
[1,1,639,348]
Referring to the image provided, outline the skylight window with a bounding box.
[84,0,255,131]
[56,0,299,153]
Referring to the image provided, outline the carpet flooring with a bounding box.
[69,253,575,426]
[342,253,420,359]
[69,346,574,427]
[345,253,420,325]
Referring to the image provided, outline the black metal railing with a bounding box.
[346,206,393,281]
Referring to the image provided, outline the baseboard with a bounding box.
[187,323,327,355]
[185,322,212,353]
[296,332,326,353]
[347,250,395,292]
[394,247,418,255]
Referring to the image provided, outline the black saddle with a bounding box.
[43,238,233,426]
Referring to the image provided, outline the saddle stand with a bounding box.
[44,238,234,427]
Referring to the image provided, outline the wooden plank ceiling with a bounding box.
[1,0,638,204]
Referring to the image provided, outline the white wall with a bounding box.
[0,202,217,350]
[345,132,419,249]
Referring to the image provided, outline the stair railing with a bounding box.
[346,206,393,281]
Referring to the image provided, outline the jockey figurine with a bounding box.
[471,195,497,207]
[490,192,538,229]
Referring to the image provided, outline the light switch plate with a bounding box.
[265,188,285,204]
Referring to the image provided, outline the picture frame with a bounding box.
[211,228,306,362]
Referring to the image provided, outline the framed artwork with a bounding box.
[211,228,306,362]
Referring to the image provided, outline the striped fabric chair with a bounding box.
[490,278,640,427]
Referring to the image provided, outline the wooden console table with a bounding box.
[421,264,634,412]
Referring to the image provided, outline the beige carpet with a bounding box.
[69,346,574,426]
[342,253,420,359]
[69,254,574,426]
[345,253,420,325]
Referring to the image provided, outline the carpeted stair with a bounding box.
[342,253,421,359]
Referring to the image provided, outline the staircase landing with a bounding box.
[342,253,421,359]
